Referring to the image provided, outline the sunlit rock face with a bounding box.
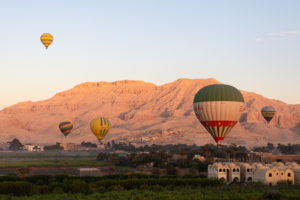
[0,78,299,147]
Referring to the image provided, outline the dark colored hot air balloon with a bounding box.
[58,121,73,137]
[193,84,244,144]
[261,106,276,123]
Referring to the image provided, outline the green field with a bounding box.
[0,160,107,168]
[0,151,99,159]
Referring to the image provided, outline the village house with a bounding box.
[24,144,44,152]
[208,162,299,185]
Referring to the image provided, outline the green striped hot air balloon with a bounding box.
[58,121,73,137]
[193,84,244,144]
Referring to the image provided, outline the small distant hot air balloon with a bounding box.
[90,117,111,143]
[58,121,73,137]
[261,106,276,123]
[193,84,244,145]
[40,33,53,49]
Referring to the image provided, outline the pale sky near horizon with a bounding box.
[0,0,299,109]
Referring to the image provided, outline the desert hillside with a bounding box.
[0,78,299,147]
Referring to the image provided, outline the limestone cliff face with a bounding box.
[0,78,299,147]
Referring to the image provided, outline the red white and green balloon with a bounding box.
[193,84,245,144]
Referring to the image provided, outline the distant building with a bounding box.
[239,163,254,182]
[59,143,98,151]
[286,162,300,185]
[208,162,298,185]
[24,144,44,152]
[78,168,102,176]
[193,155,206,162]
[33,145,44,152]
[226,163,241,182]
[208,163,229,182]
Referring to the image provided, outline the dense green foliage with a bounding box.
[277,143,300,154]
[81,141,97,148]
[97,143,250,172]
[0,174,219,196]
[8,138,24,151]
[44,143,64,151]
[0,178,298,199]
[252,143,300,154]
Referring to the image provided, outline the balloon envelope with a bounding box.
[193,84,244,144]
[90,117,111,142]
[58,121,73,137]
[40,33,53,49]
[261,106,276,123]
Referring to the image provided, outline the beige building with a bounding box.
[78,168,102,176]
[226,163,241,182]
[208,162,298,185]
[286,162,300,185]
[208,163,229,182]
[239,163,254,182]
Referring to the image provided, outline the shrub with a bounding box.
[0,181,33,196]
[263,190,282,200]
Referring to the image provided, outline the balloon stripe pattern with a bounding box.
[40,33,53,49]
[59,121,73,137]
[193,84,244,144]
[261,106,276,123]
[90,117,111,142]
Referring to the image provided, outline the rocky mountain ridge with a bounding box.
[0,78,299,147]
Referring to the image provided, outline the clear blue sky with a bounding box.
[0,0,299,108]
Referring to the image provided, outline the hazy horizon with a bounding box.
[0,0,300,109]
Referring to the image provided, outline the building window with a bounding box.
[269,173,272,177]
[219,169,222,172]
[281,173,283,175]
[247,168,250,172]
[276,173,278,175]
[233,168,236,172]
[247,177,252,182]
[288,173,291,177]
[237,168,240,172]
[223,168,225,172]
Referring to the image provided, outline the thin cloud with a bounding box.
[255,30,300,41]
[268,31,300,38]
[254,37,262,41]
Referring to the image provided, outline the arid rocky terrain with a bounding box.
[0,78,299,147]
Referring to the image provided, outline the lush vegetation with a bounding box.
[0,160,107,168]
[97,143,250,174]
[253,143,300,154]
[0,175,297,199]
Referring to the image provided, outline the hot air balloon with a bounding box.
[193,84,244,144]
[261,106,276,123]
[58,121,73,137]
[90,117,111,143]
[40,33,53,49]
